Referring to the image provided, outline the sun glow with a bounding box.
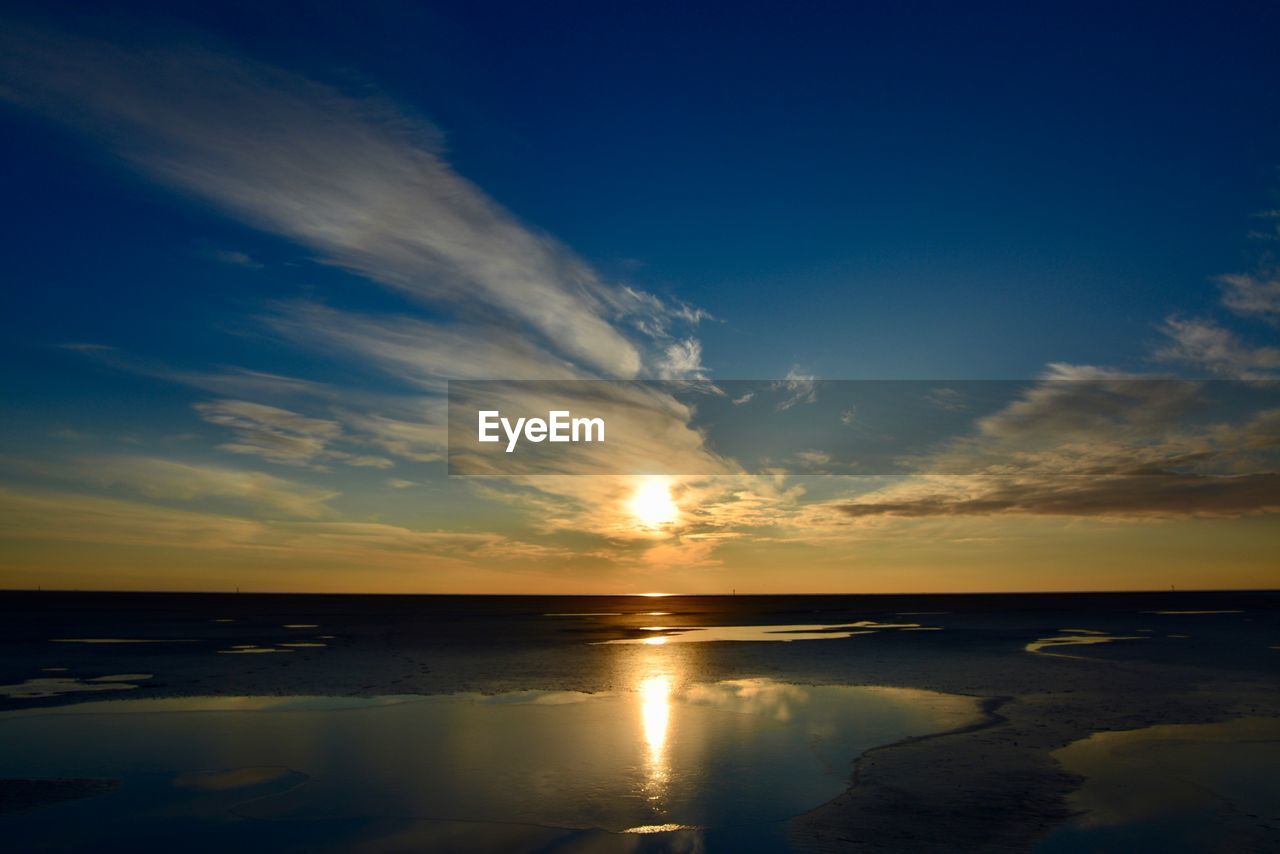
[629,477,679,529]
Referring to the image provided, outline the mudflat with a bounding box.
[0,590,1275,851]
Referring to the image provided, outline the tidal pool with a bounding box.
[0,674,153,699]
[0,679,979,851]
[598,621,935,645]
[1037,717,1280,852]
[1024,631,1142,654]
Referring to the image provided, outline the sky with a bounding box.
[1,1,1278,593]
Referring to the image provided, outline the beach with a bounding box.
[0,590,1275,851]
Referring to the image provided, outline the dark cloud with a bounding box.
[837,473,1280,519]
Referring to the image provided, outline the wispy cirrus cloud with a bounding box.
[1156,316,1280,379]
[1155,224,1280,379]
[652,339,709,381]
[827,206,1280,523]
[925,387,969,412]
[832,369,1280,521]
[1218,270,1280,327]
[773,367,818,411]
[87,456,340,519]
[338,409,445,464]
[206,248,263,270]
[971,364,1200,441]
[193,398,394,470]
[836,472,1280,520]
[0,22,705,380]
[194,399,341,466]
[0,487,571,567]
[0,19,733,571]
[262,302,587,387]
[62,344,333,401]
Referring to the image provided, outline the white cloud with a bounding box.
[614,286,714,343]
[653,338,708,380]
[1156,317,1280,379]
[773,367,818,411]
[1218,271,1280,326]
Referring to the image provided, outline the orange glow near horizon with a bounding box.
[3,509,1277,595]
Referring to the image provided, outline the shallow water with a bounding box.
[1024,631,1142,654]
[1037,717,1280,852]
[0,677,978,851]
[598,621,935,644]
[49,638,198,644]
[0,673,153,699]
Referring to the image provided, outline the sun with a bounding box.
[629,476,679,529]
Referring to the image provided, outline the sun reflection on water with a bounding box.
[629,638,685,810]
[639,673,672,801]
[640,675,672,760]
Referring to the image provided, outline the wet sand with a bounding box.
[0,778,119,817]
[0,590,1276,850]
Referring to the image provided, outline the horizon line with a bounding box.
[1,587,1275,597]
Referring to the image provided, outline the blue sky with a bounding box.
[1,2,1278,592]
[6,1,1280,381]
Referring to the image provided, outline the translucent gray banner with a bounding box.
[446,380,1280,477]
